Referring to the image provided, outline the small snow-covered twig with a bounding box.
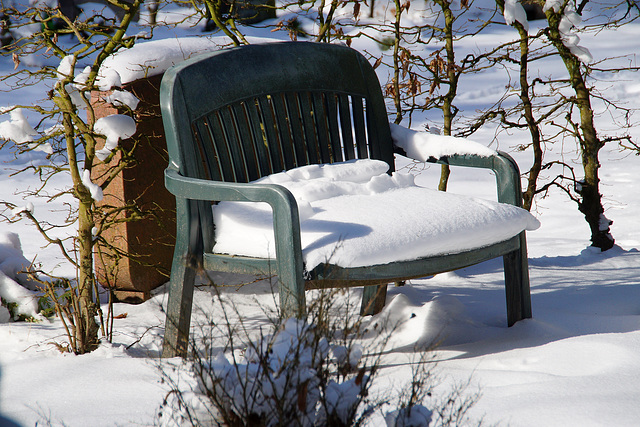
[11,202,34,217]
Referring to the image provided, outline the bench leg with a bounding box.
[360,284,387,315]
[162,250,197,358]
[162,200,201,358]
[503,232,533,326]
[277,258,306,319]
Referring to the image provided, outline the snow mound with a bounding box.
[363,293,490,349]
[0,232,40,321]
[213,159,539,270]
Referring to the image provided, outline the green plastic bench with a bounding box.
[159,41,534,358]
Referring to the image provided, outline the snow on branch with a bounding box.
[11,203,34,217]
[545,0,593,63]
[81,170,103,202]
[503,0,529,32]
[56,55,75,81]
[543,0,563,13]
[94,114,137,161]
[0,108,52,154]
[0,108,37,144]
[105,90,140,110]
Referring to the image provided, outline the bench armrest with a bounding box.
[165,168,303,263]
[437,152,524,207]
[389,123,523,207]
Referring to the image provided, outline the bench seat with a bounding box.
[212,159,539,270]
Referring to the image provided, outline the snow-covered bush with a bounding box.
[156,284,483,427]
[158,287,385,426]
[190,318,371,426]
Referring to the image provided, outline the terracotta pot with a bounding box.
[91,74,175,302]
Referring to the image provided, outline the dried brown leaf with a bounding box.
[385,82,396,98]
[409,74,421,96]
[429,80,440,96]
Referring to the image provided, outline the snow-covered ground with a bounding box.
[1,1,640,426]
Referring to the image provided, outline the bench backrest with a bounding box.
[160,42,395,184]
[160,42,395,249]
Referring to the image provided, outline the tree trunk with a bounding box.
[62,109,100,353]
[517,24,542,211]
[546,9,614,250]
[77,199,100,353]
[435,0,457,192]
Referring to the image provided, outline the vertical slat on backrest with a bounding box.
[193,92,382,184]
[284,93,310,167]
[230,102,261,182]
[243,98,274,176]
[187,121,217,250]
[191,120,220,181]
[270,94,297,170]
[364,101,392,170]
[257,96,285,173]
[198,114,237,181]
[324,93,343,163]
[217,107,249,182]
[298,92,321,164]
[351,96,369,159]
[337,94,356,161]
[311,92,332,163]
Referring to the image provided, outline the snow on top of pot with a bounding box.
[98,36,280,89]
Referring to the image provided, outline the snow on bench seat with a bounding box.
[212,159,540,270]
